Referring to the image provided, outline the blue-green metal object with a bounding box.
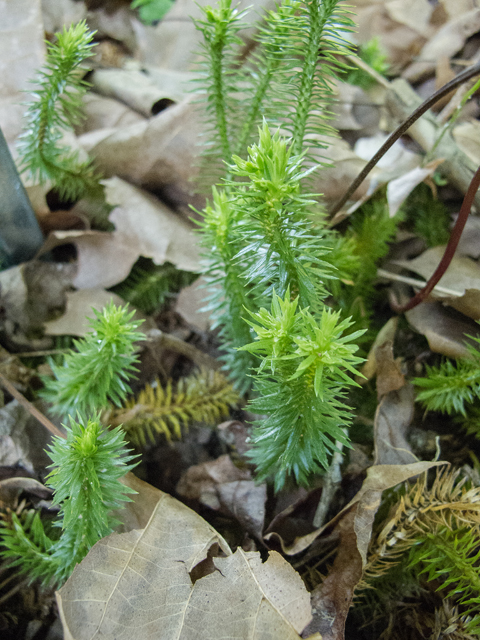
[0,127,44,267]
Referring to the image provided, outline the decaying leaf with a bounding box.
[360,316,398,382]
[57,489,312,640]
[395,245,480,320]
[0,0,45,144]
[403,8,480,81]
[175,277,211,331]
[297,461,446,640]
[406,300,480,358]
[386,159,443,217]
[39,177,200,289]
[374,384,417,466]
[43,289,148,337]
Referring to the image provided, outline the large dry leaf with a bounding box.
[403,8,480,82]
[295,461,446,640]
[43,289,146,337]
[40,178,200,289]
[0,0,45,144]
[78,93,145,135]
[385,0,433,38]
[405,300,480,358]
[374,384,417,466]
[395,246,480,319]
[78,98,202,202]
[57,490,312,640]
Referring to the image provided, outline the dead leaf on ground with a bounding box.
[405,300,480,358]
[78,98,203,208]
[360,316,398,382]
[57,488,311,640]
[386,159,443,217]
[375,340,405,398]
[175,277,211,332]
[395,246,480,320]
[453,120,480,166]
[374,384,417,466]
[39,177,200,290]
[77,93,145,135]
[43,289,148,337]
[0,261,76,350]
[403,8,480,82]
[295,461,446,640]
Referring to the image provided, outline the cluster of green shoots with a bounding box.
[0,305,143,588]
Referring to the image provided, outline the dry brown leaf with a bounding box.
[385,0,433,38]
[40,178,200,289]
[405,300,480,358]
[293,461,446,640]
[403,8,480,82]
[177,454,266,539]
[453,120,480,166]
[175,277,211,331]
[57,490,311,640]
[78,93,145,135]
[374,384,417,466]
[78,97,202,202]
[135,0,276,71]
[360,316,398,382]
[375,341,405,398]
[89,69,178,118]
[395,245,480,319]
[386,159,443,217]
[41,0,86,34]
[0,0,45,144]
[43,289,140,337]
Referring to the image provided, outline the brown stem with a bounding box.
[392,163,480,314]
[329,61,480,217]
[0,372,65,440]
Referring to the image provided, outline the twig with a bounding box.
[392,163,480,313]
[0,372,65,439]
[329,61,480,217]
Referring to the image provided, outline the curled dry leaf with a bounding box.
[78,98,202,207]
[295,461,446,640]
[57,487,312,640]
[78,93,145,135]
[360,316,398,382]
[40,178,200,290]
[403,8,480,82]
[405,300,480,358]
[395,245,480,320]
[373,384,417,466]
[43,289,147,337]
[0,0,45,144]
[386,159,443,218]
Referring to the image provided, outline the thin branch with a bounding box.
[392,163,480,313]
[329,61,480,217]
[0,372,65,440]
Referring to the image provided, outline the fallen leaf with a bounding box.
[41,0,86,34]
[374,384,417,466]
[217,481,267,540]
[40,178,200,289]
[77,93,145,135]
[0,0,45,144]
[360,316,398,382]
[375,341,405,398]
[57,489,312,640]
[386,159,443,217]
[0,261,76,350]
[395,245,480,319]
[175,277,211,331]
[403,8,480,82]
[453,120,480,166]
[78,97,203,205]
[89,69,178,118]
[405,300,480,358]
[43,289,143,337]
[295,461,446,640]
[385,0,433,38]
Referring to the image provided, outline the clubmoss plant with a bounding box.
[17,21,101,201]
[0,305,143,588]
[194,0,366,489]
